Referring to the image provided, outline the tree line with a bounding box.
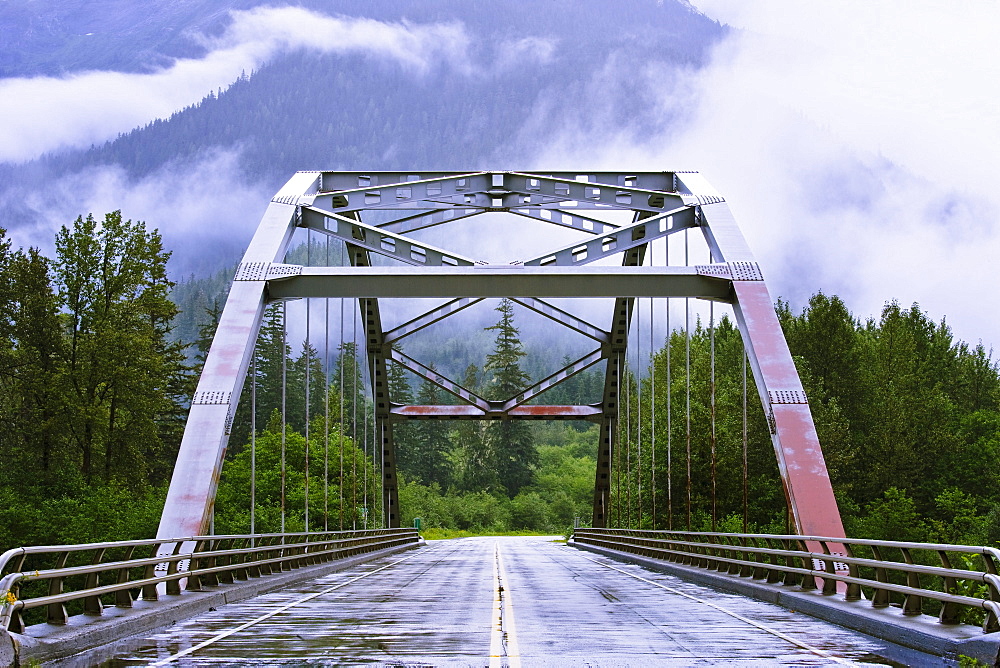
[607,294,1000,546]
[2,215,998,548]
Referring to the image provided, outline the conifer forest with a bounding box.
[1,216,998,551]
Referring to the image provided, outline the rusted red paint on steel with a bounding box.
[511,405,599,417]
[732,280,846,540]
[157,405,229,539]
[393,405,482,416]
[391,405,601,419]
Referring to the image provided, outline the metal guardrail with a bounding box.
[572,528,1000,633]
[0,528,420,634]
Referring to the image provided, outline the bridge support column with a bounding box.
[380,421,400,528]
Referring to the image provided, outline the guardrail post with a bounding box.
[5,585,25,634]
[82,548,106,616]
[819,541,838,595]
[165,542,184,595]
[982,550,1000,632]
[900,547,923,615]
[782,538,800,587]
[186,540,208,591]
[936,550,960,624]
[256,537,272,575]
[114,546,136,607]
[716,534,727,572]
[141,559,159,601]
[247,537,262,577]
[765,538,783,584]
[217,539,235,585]
[870,544,890,608]
[725,536,740,575]
[46,551,70,624]
[737,537,751,577]
[234,537,251,579]
[795,538,816,591]
[203,538,220,587]
[983,575,1000,633]
[749,537,766,580]
[843,544,861,601]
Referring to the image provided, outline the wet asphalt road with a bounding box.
[106,536,895,666]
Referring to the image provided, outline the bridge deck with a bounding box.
[105,536,895,666]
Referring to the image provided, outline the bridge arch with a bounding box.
[156,170,846,541]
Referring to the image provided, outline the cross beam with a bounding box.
[264,266,733,300]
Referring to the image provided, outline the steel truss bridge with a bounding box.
[159,169,844,541]
[4,171,1000,665]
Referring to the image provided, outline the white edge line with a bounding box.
[579,554,854,665]
[149,547,429,666]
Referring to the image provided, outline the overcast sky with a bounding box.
[533,0,1000,350]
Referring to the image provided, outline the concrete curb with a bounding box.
[5,541,421,667]
[569,539,1000,666]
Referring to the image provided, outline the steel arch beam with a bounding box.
[675,172,845,539]
[156,171,320,541]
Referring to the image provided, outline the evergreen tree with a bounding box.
[332,341,367,438]
[251,304,289,437]
[484,299,537,496]
[287,340,326,434]
[408,368,453,487]
[388,349,417,481]
[458,363,494,492]
[1,247,65,487]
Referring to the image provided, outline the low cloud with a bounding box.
[11,148,269,277]
[527,0,1000,350]
[495,36,558,71]
[0,7,473,164]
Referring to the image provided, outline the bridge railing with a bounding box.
[571,528,1000,632]
[0,528,420,634]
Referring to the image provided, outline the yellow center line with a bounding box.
[496,542,521,668]
[489,541,503,667]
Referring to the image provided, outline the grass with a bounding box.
[420,528,562,540]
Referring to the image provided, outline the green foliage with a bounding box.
[50,211,187,485]
[397,422,598,534]
[400,368,452,487]
[847,487,922,542]
[0,214,188,551]
[606,294,1000,547]
[0,484,165,549]
[214,415,378,533]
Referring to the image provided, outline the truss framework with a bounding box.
[157,170,847,539]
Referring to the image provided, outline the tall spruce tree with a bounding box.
[484,299,537,496]
[409,367,452,487]
[458,363,494,491]
[332,341,367,438]
[251,304,289,436]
